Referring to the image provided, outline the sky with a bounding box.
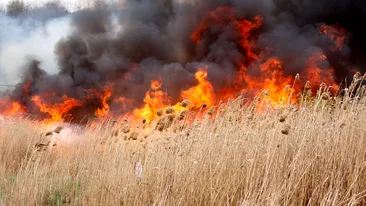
[0,0,93,11]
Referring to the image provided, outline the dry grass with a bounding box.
[1,87,366,205]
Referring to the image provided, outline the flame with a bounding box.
[191,7,262,63]
[95,88,112,118]
[23,80,31,95]
[0,99,26,116]
[190,6,235,43]
[236,15,263,62]
[0,6,345,124]
[113,97,137,114]
[232,58,295,105]
[303,52,338,92]
[319,24,347,51]
[133,68,216,122]
[133,78,172,122]
[31,95,81,123]
[181,67,216,108]
[9,101,25,115]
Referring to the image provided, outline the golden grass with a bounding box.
[0,87,366,205]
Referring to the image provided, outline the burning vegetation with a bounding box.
[0,1,363,125]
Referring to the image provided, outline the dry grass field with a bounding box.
[0,85,366,206]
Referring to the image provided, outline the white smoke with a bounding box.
[0,13,71,85]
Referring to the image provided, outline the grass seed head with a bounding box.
[45,131,53,136]
[165,107,174,114]
[281,125,290,135]
[322,92,331,100]
[177,110,187,120]
[122,126,130,134]
[181,100,191,108]
[354,72,361,80]
[207,106,216,116]
[305,81,311,89]
[279,115,287,123]
[156,109,163,116]
[112,130,119,137]
[53,126,64,134]
[307,89,312,96]
[130,132,138,140]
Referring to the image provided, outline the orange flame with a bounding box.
[191,6,262,63]
[95,88,112,118]
[319,24,347,51]
[133,78,172,121]
[181,67,216,108]
[302,52,338,92]
[0,6,344,124]
[236,15,263,62]
[190,6,235,43]
[232,58,295,105]
[133,68,216,122]
[0,99,26,116]
[31,95,81,123]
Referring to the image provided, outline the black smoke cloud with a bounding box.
[3,0,366,121]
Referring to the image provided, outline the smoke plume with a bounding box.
[0,0,365,122]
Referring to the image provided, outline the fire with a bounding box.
[190,6,235,43]
[319,24,347,51]
[0,99,26,116]
[23,80,31,95]
[113,97,137,114]
[191,6,262,63]
[181,67,216,108]
[236,15,263,62]
[95,88,112,118]
[9,101,25,115]
[31,95,81,123]
[0,6,346,124]
[232,58,295,105]
[133,79,172,122]
[133,68,216,122]
[303,52,338,92]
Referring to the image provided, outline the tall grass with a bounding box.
[0,84,366,205]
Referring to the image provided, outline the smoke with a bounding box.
[1,0,365,121]
[0,11,71,84]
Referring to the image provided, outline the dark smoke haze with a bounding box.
[1,0,365,121]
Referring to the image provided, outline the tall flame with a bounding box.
[181,67,216,108]
[303,52,338,92]
[133,78,172,121]
[95,88,112,118]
